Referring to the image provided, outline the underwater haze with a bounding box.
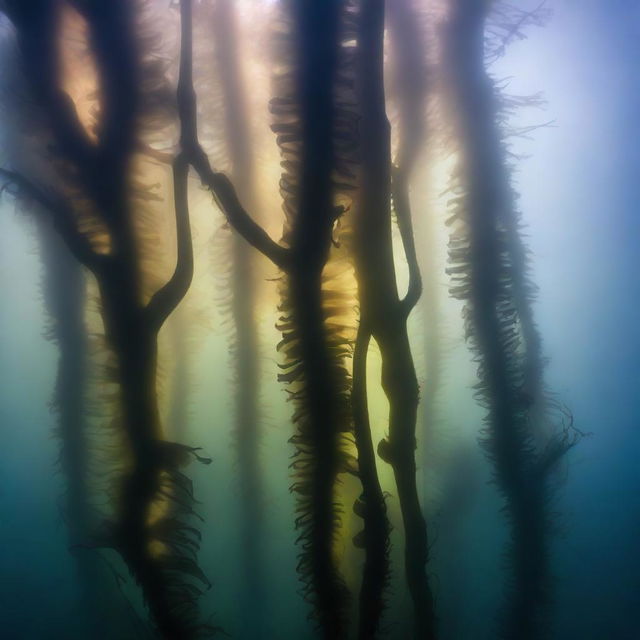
[0,1,638,639]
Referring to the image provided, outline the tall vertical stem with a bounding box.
[354,0,437,637]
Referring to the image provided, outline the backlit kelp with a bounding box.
[442,1,578,638]
[331,3,393,638]
[0,1,587,638]
[270,2,358,634]
[0,1,213,637]
[210,0,266,632]
[269,0,353,621]
[38,222,89,566]
[386,0,439,491]
[179,1,353,633]
[36,219,120,636]
[353,0,436,637]
[37,200,150,639]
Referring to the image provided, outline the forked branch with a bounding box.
[145,154,193,331]
[0,1,97,167]
[177,0,290,271]
[392,166,422,316]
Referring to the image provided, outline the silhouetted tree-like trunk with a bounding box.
[38,227,87,535]
[37,224,124,638]
[0,2,212,636]
[269,4,359,635]
[387,0,439,502]
[166,306,190,440]
[353,1,436,637]
[350,319,391,640]
[36,222,89,552]
[443,2,577,638]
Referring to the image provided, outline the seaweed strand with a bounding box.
[353,1,437,637]
[443,2,578,637]
[211,0,266,633]
[0,2,212,636]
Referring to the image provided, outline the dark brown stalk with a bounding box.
[266,3,351,633]
[351,321,390,640]
[329,5,393,638]
[37,221,149,640]
[178,0,351,633]
[0,2,210,636]
[270,4,356,635]
[353,0,436,637]
[387,0,441,525]
[37,224,89,549]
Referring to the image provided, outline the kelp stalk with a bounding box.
[272,2,351,634]
[179,0,350,634]
[387,0,437,509]
[353,0,436,637]
[211,0,265,632]
[444,2,577,637]
[0,1,211,636]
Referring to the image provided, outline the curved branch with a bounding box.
[0,168,104,272]
[177,0,197,152]
[145,154,193,332]
[355,1,436,636]
[352,322,390,639]
[392,166,422,316]
[1,2,97,170]
[45,90,98,170]
[191,153,291,271]
[177,0,290,271]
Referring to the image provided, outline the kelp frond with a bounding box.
[442,2,579,637]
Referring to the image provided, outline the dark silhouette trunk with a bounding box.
[354,0,436,637]
[387,0,439,499]
[38,222,90,548]
[277,3,351,635]
[77,175,208,640]
[37,223,136,638]
[351,322,390,640]
[1,2,209,636]
[444,3,577,638]
[181,0,351,634]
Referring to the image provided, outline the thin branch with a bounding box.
[191,153,291,271]
[177,0,290,271]
[392,166,422,316]
[145,154,193,332]
[177,0,198,155]
[0,168,104,272]
[351,321,390,638]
